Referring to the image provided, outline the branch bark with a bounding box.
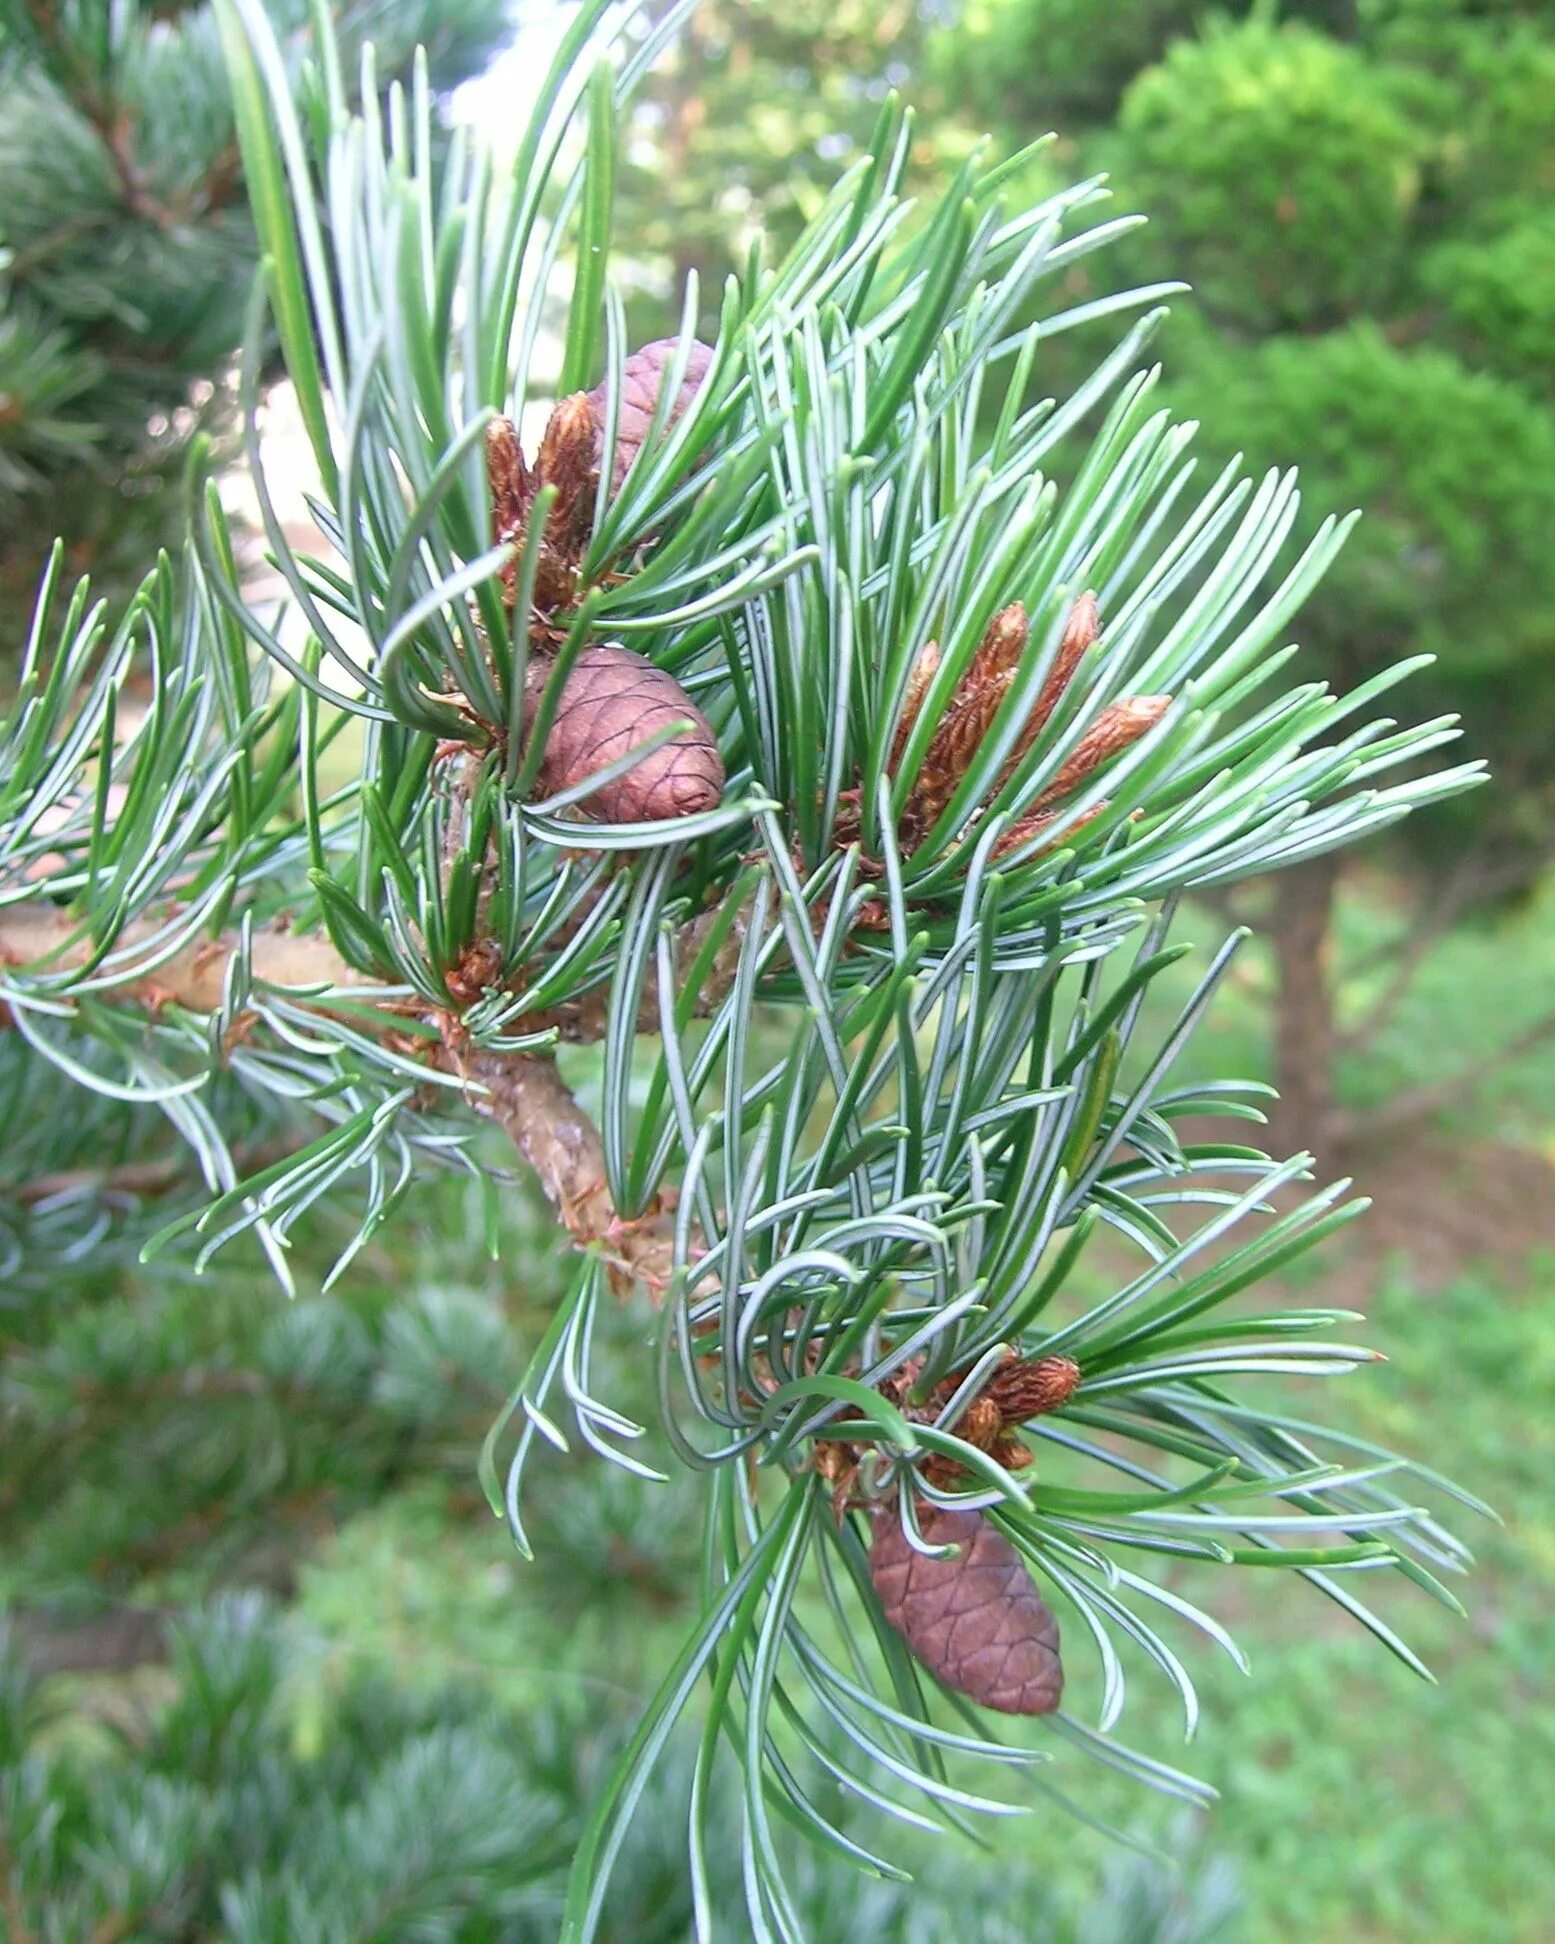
[456,1048,678,1292]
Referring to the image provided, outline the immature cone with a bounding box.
[869,1505,1063,1716]
[527,643,724,822]
[987,1352,1081,1423]
[589,336,716,490]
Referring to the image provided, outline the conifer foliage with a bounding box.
[0,1,1490,1933]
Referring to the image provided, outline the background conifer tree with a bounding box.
[0,0,512,634]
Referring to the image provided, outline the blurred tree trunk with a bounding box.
[1271,853,1340,1168]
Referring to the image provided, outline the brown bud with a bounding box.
[996,590,1100,791]
[589,337,716,490]
[1049,590,1099,694]
[487,396,604,617]
[964,602,1029,693]
[989,801,1108,862]
[987,1353,1081,1423]
[527,643,724,823]
[444,936,506,1007]
[485,417,530,541]
[889,639,942,771]
[1032,695,1171,810]
[955,1393,1005,1452]
[906,608,1028,823]
[535,392,601,559]
[915,686,1009,826]
[992,1434,1036,1472]
[869,1505,1062,1716]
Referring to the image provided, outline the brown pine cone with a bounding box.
[869,1505,1063,1716]
[527,643,724,822]
[589,337,715,491]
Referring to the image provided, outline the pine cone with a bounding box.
[527,643,724,822]
[869,1505,1063,1716]
[589,337,715,490]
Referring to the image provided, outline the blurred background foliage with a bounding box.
[0,0,512,633]
[2,1,1553,1939]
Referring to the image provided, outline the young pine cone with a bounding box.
[589,336,715,490]
[526,643,724,823]
[869,1505,1063,1716]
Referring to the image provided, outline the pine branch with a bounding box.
[0,897,738,1277]
[455,1047,676,1292]
[0,5,1497,1923]
[0,901,368,1013]
[0,898,743,1041]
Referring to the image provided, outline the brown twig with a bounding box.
[0,903,367,1014]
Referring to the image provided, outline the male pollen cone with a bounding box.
[869,1505,1063,1716]
[987,1352,1081,1424]
[527,643,724,823]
